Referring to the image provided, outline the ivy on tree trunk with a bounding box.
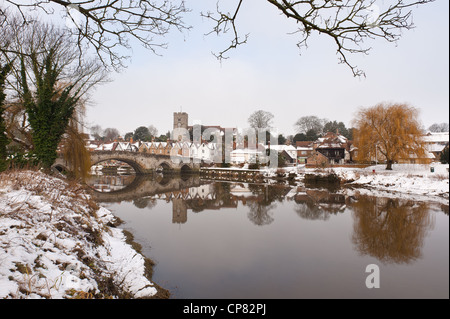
[20,49,80,169]
[0,63,11,172]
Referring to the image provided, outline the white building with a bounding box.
[423,131,449,161]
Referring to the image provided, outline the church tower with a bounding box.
[173,112,188,130]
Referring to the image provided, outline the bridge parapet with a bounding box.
[89,150,200,174]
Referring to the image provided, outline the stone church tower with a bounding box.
[173,112,188,130]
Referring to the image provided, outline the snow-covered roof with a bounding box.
[423,132,449,143]
[231,148,262,154]
[317,143,344,148]
[266,145,296,151]
[427,144,446,152]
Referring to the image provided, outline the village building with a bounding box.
[305,131,352,165]
[423,131,449,162]
[296,141,314,164]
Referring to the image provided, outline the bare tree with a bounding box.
[103,127,120,141]
[428,123,449,133]
[202,0,434,76]
[294,115,325,135]
[2,1,434,75]
[248,110,274,130]
[148,124,159,138]
[1,0,190,70]
[89,124,104,140]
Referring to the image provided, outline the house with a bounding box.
[230,148,263,164]
[310,131,352,165]
[296,146,314,164]
[94,142,117,151]
[189,142,202,160]
[156,142,169,155]
[180,141,191,158]
[306,150,329,167]
[148,142,158,154]
[265,144,297,161]
[115,141,139,152]
[199,143,219,163]
[397,151,435,164]
[279,150,296,164]
[422,131,449,162]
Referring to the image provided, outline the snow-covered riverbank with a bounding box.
[205,163,449,201]
[0,170,166,299]
[276,163,448,202]
[326,163,449,200]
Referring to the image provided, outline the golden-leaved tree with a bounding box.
[352,103,427,170]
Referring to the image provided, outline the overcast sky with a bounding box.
[82,0,449,138]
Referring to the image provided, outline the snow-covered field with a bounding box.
[0,170,160,299]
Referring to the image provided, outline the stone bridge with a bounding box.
[54,150,201,174]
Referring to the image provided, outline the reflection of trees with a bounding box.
[295,202,330,221]
[246,184,294,226]
[246,201,276,226]
[441,204,449,215]
[132,197,157,209]
[294,190,346,221]
[351,197,434,264]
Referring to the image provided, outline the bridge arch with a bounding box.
[157,161,174,172]
[91,157,145,174]
[180,164,192,173]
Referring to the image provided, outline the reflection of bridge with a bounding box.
[54,150,201,174]
[89,174,206,203]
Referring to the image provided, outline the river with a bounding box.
[87,173,449,299]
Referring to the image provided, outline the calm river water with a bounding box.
[87,173,449,299]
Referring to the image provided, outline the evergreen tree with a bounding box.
[0,63,11,172]
[20,51,80,169]
[440,145,449,164]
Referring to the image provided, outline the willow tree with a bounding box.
[60,104,92,180]
[352,103,427,170]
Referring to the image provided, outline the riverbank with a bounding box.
[203,163,449,201]
[0,169,167,299]
[317,163,449,200]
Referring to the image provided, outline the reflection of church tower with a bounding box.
[172,198,187,224]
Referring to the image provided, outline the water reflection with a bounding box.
[351,196,435,264]
[87,174,447,268]
[294,190,347,221]
[88,173,136,192]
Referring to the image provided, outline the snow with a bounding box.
[0,170,158,299]
[313,163,449,201]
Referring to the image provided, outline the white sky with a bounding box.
[82,0,449,137]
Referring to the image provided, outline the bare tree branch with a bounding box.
[203,0,434,76]
[2,0,190,71]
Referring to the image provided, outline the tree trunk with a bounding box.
[386,160,393,170]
